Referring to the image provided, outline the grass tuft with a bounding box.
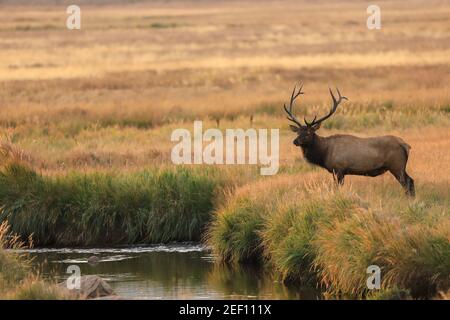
[0,221,72,299]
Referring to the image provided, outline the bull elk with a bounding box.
[284,83,415,196]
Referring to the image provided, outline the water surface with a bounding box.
[21,243,320,299]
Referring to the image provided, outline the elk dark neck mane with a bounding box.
[300,135,329,168]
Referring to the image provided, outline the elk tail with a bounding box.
[398,139,411,159]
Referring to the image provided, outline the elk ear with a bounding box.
[289,125,300,132]
[312,122,321,131]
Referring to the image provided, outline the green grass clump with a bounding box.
[262,203,321,283]
[205,175,306,264]
[262,193,364,284]
[206,198,267,264]
[0,162,224,246]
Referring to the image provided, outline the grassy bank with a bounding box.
[0,222,71,299]
[206,174,450,299]
[0,162,226,246]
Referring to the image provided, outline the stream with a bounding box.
[18,243,321,299]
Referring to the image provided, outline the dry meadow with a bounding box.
[0,0,449,181]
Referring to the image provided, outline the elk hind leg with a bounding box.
[390,168,414,197]
[405,173,415,197]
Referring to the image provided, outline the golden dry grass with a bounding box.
[0,0,448,179]
[206,172,449,298]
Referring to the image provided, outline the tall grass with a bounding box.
[205,176,302,264]
[314,209,449,298]
[0,221,30,287]
[206,197,267,264]
[0,221,71,299]
[207,175,450,298]
[0,162,225,246]
[262,192,365,285]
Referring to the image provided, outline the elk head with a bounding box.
[284,83,347,146]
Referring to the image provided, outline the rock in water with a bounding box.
[87,256,100,266]
[79,275,114,298]
[60,275,115,299]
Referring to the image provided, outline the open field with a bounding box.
[0,0,449,175]
[0,0,449,299]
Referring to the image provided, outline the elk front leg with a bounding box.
[333,171,345,186]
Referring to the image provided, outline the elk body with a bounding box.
[284,84,415,196]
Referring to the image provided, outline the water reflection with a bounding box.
[23,244,321,300]
[206,264,320,300]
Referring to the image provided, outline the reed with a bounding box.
[0,162,224,246]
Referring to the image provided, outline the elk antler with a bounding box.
[304,87,347,127]
[283,83,305,128]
